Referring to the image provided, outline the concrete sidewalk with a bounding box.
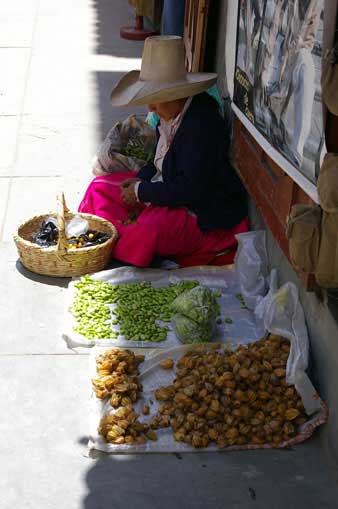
[0,1,337,508]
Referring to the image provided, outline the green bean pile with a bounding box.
[70,275,199,342]
[70,276,118,340]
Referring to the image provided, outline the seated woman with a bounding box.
[79,36,248,267]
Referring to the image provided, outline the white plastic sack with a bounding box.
[234,231,269,310]
[65,216,89,238]
[255,269,309,386]
[92,115,156,175]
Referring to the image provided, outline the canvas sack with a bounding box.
[317,153,338,212]
[286,204,321,274]
[321,26,338,116]
[315,153,338,287]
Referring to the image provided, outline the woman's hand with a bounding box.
[121,182,138,207]
[120,177,141,189]
[120,177,141,207]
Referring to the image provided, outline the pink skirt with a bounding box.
[78,172,249,267]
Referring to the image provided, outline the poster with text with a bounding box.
[234,0,325,183]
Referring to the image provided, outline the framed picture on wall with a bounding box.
[233,0,325,184]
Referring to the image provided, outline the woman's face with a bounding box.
[148,98,187,121]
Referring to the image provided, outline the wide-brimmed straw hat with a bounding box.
[110,36,218,107]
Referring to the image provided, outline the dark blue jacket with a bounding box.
[137,93,247,232]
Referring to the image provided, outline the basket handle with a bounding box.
[56,192,70,252]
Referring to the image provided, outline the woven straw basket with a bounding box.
[13,193,118,277]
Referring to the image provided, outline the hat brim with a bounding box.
[110,70,218,107]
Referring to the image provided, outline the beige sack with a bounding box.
[286,205,321,273]
[315,153,338,287]
[317,153,338,212]
[315,211,338,288]
[322,48,338,116]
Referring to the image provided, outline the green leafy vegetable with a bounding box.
[170,286,220,344]
[170,286,220,325]
[171,314,213,344]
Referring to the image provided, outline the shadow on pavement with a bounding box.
[91,0,146,142]
[92,71,147,144]
[15,259,71,287]
[80,442,338,509]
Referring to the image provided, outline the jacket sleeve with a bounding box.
[137,118,217,207]
[136,162,157,182]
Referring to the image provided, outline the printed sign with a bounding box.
[234,0,325,183]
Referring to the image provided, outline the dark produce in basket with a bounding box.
[76,230,110,248]
[33,219,59,247]
[33,221,110,249]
